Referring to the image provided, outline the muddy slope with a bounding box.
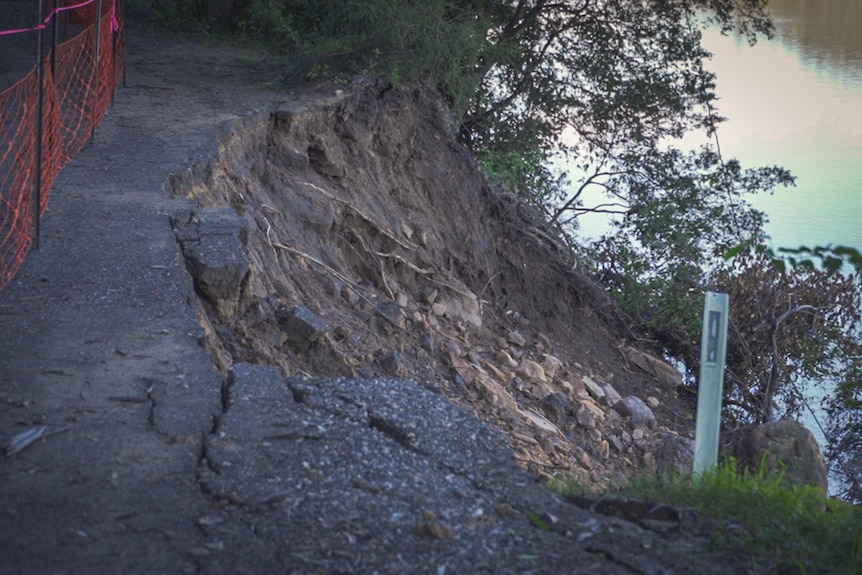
[171,77,696,488]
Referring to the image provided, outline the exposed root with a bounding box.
[262,216,408,333]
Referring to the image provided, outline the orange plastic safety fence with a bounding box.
[0,1,125,292]
[62,0,111,25]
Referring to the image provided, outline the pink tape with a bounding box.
[0,0,116,37]
[111,0,119,31]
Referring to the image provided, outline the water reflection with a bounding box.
[768,0,862,86]
[569,0,862,250]
[698,0,862,252]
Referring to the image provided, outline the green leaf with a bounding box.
[772,259,786,273]
[524,510,550,532]
[823,256,843,272]
[723,243,746,260]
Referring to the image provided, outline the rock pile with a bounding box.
[171,80,700,491]
[441,331,695,486]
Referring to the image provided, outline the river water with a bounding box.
[571,1,862,491]
[702,0,862,253]
[576,0,862,252]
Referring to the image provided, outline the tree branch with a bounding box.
[764,304,823,422]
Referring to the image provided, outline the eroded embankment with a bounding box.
[169,77,698,490]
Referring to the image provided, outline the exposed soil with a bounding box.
[172,74,700,491]
[0,8,766,574]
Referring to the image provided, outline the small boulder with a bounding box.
[654,434,695,478]
[539,393,568,428]
[540,354,564,381]
[449,353,518,413]
[736,420,828,492]
[277,304,331,352]
[376,300,406,331]
[612,396,657,429]
[582,376,605,401]
[377,350,406,377]
[431,302,447,317]
[507,330,526,347]
[600,381,622,406]
[573,398,604,428]
[625,347,683,389]
[495,350,518,368]
[515,359,547,384]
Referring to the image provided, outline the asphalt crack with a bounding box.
[221,372,233,414]
[144,378,158,430]
[367,414,418,452]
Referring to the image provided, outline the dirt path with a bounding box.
[0,16,752,575]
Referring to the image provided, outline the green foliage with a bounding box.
[305,63,330,81]
[775,244,862,273]
[724,240,862,273]
[234,1,490,105]
[555,460,862,574]
[232,1,300,53]
[443,1,790,375]
[476,147,566,210]
[718,242,862,503]
[588,149,792,364]
[362,1,490,110]
[826,377,862,505]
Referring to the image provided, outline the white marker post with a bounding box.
[693,291,730,477]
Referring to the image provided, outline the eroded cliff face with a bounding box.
[171,76,698,490]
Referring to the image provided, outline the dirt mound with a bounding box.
[171,77,696,489]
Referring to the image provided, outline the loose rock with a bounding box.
[541,354,564,381]
[377,299,406,331]
[654,434,695,477]
[495,349,518,368]
[574,402,597,429]
[506,330,526,347]
[737,420,828,492]
[612,396,657,430]
[582,376,605,401]
[625,347,684,389]
[600,381,622,406]
[539,393,568,428]
[378,350,406,376]
[515,359,547,384]
[449,353,519,413]
[276,303,331,352]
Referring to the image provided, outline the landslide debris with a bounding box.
[172,76,698,492]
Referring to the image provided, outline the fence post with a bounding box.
[693,291,730,476]
[34,0,47,249]
[119,0,126,88]
[50,0,58,83]
[111,0,120,103]
[91,0,104,140]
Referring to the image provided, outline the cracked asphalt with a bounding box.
[0,16,750,575]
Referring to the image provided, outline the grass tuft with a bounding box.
[552,460,862,574]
